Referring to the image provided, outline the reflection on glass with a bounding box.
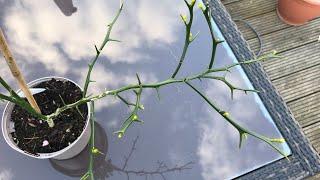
[53,0,77,16]
[0,0,291,179]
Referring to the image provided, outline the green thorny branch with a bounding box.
[56,0,287,158]
[0,77,47,120]
[82,1,123,180]
[83,1,123,98]
[9,0,287,155]
[0,0,288,179]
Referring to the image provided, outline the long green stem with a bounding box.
[89,103,95,180]
[80,103,96,180]
[46,53,275,122]
[83,2,123,97]
[81,2,124,180]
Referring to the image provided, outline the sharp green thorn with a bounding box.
[109,39,121,43]
[136,73,142,85]
[230,89,234,100]
[135,119,144,124]
[190,31,200,42]
[155,88,161,101]
[216,40,224,44]
[239,132,247,149]
[94,44,100,54]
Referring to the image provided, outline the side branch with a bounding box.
[171,0,196,78]
[201,75,259,99]
[185,81,288,157]
[207,51,279,73]
[198,3,224,69]
[114,74,144,138]
[83,2,123,97]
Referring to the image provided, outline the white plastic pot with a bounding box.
[1,77,92,160]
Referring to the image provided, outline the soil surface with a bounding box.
[10,78,88,155]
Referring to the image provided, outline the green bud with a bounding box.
[198,3,206,11]
[181,15,188,23]
[132,114,139,121]
[270,138,286,143]
[222,111,229,117]
[190,0,196,6]
[189,32,193,41]
[118,132,123,139]
[92,147,99,154]
[242,133,248,140]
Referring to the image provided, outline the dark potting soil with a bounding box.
[10,78,88,155]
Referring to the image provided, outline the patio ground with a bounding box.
[221,0,320,169]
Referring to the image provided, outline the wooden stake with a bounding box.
[0,28,42,114]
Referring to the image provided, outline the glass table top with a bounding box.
[0,0,291,179]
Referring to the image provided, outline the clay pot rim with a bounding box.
[302,0,320,6]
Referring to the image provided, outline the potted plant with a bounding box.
[1,77,92,159]
[0,0,288,179]
[277,0,320,25]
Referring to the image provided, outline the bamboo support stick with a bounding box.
[0,28,42,113]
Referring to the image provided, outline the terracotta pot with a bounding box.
[2,77,92,160]
[277,0,320,25]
